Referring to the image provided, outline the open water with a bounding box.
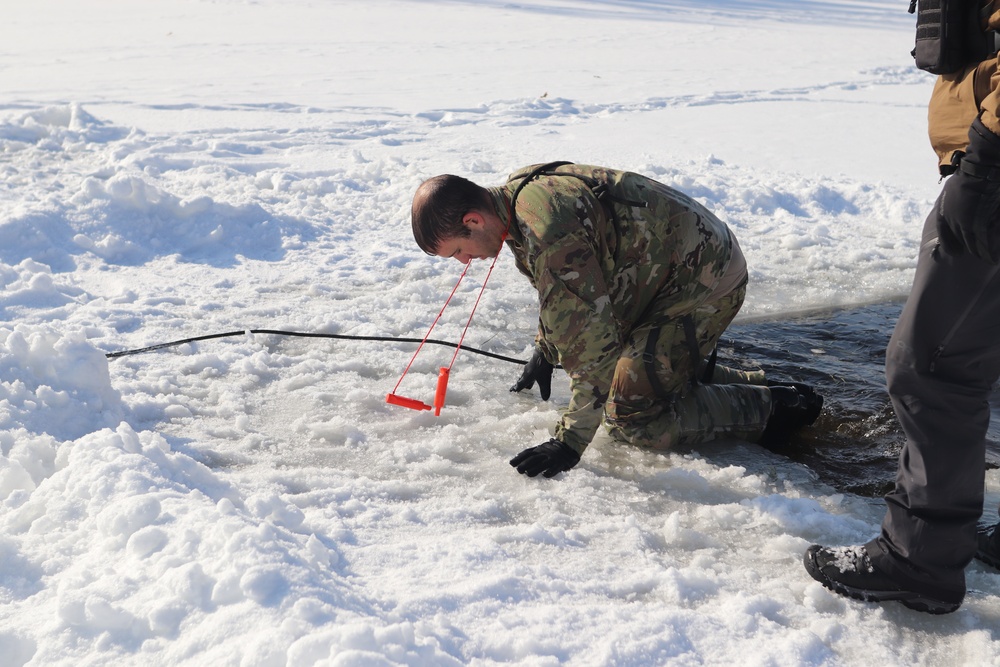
[725,301,1000,497]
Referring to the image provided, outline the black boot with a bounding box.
[803,544,963,614]
[975,522,1000,569]
[758,384,823,447]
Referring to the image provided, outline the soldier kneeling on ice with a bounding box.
[410,162,823,478]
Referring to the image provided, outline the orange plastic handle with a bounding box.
[433,367,450,416]
[385,367,451,415]
[385,393,432,411]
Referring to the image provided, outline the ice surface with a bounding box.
[2,1,998,665]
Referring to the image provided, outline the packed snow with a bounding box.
[2,0,1000,665]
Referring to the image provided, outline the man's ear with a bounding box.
[462,211,485,230]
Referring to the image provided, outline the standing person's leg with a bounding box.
[870,212,1000,595]
[805,207,1000,613]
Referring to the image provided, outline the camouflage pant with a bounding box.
[604,283,771,449]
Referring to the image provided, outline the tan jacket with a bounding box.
[930,3,1000,172]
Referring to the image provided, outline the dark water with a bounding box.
[721,301,1000,497]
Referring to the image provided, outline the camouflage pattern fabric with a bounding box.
[486,163,770,454]
[605,283,771,449]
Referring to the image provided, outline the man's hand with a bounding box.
[937,117,1000,263]
[510,348,553,400]
[509,439,580,478]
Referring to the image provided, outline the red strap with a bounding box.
[390,260,471,396]
[388,186,519,412]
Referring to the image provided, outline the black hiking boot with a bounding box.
[803,544,962,614]
[758,383,823,448]
[975,522,1000,569]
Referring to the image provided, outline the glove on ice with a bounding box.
[509,438,580,478]
[510,347,554,400]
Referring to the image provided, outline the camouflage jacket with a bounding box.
[486,163,737,453]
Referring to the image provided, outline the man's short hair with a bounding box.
[411,174,490,254]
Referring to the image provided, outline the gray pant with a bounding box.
[867,203,1000,599]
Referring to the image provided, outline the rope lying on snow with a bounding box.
[104,329,530,365]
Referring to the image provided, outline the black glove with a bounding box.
[937,117,1000,263]
[509,438,581,478]
[509,348,553,400]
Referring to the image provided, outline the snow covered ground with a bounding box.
[3,0,999,665]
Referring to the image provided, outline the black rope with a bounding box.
[105,329,532,365]
[104,165,576,368]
